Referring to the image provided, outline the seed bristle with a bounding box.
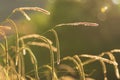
[56,22,99,27]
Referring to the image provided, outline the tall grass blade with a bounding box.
[6,19,19,54]
[50,29,60,65]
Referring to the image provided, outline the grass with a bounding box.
[0,6,119,80]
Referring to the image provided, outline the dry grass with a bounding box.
[0,6,119,80]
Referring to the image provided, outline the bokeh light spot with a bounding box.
[112,0,120,5]
[101,6,108,13]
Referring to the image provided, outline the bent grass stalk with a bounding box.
[99,60,107,80]
[13,7,50,15]
[14,38,28,80]
[13,7,50,21]
[55,22,99,28]
[73,55,85,80]
[26,41,56,80]
[80,54,118,66]
[5,19,24,79]
[1,19,22,78]
[82,54,108,80]
[0,26,11,65]
[16,39,25,80]
[41,22,99,35]
[27,41,57,52]
[0,31,9,71]
[80,54,118,80]
[42,65,58,80]
[25,50,120,80]
[18,46,40,80]
[50,29,60,65]
[63,56,85,80]
[0,43,15,69]
[19,34,55,80]
[18,39,30,79]
[0,19,21,74]
[100,52,120,79]
[19,34,53,44]
[19,10,31,21]
[6,19,19,54]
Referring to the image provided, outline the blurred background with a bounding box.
[0,0,120,80]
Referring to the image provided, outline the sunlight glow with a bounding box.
[101,6,108,13]
[112,0,120,5]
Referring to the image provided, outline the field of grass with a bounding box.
[0,1,120,80]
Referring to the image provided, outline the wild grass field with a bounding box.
[0,0,120,80]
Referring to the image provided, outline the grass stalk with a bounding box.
[63,56,84,80]
[18,46,40,80]
[73,55,85,80]
[12,7,50,21]
[19,34,55,80]
[6,19,19,54]
[42,65,58,80]
[0,31,9,70]
[80,54,118,66]
[27,41,57,52]
[100,52,120,79]
[55,22,99,27]
[50,29,60,65]
[99,60,107,80]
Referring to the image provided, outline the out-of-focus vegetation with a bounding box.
[0,0,120,80]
